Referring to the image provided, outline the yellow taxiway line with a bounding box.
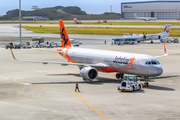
[14,75,108,120]
[71,90,108,120]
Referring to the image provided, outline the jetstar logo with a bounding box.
[166,28,169,33]
[113,56,129,64]
[113,56,136,67]
[60,27,68,46]
[128,56,136,67]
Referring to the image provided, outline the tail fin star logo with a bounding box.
[166,28,169,33]
[128,56,136,67]
[60,27,68,47]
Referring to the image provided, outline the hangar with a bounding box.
[121,1,180,20]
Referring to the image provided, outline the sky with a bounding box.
[0,0,157,16]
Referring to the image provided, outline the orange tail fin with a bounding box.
[59,20,71,48]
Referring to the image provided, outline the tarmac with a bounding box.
[0,38,180,120]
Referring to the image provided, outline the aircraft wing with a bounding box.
[155,44,168,58]
[10,48,105,69]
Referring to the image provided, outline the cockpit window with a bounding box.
[152,61,157,65]
[145,60,160,65]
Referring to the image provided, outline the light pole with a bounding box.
[19,0,22,46]
[110,5,112,13]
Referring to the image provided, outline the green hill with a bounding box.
[0,6,120,20]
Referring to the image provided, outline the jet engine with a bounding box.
[80,67,98,80]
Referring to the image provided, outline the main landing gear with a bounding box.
[116,73,124,79]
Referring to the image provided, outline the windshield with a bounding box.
[123,76,137,81]
[145,60,160,65]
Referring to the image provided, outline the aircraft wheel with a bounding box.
[151,41,153,43]
[138,84,141,90]
[130,86,134,92]
[146,83,149,87]
[133,86,135,91]
[116,73,121,79]
[116,73,123,79]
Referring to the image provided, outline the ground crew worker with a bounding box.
[104,40,106,44]
[75,83,80,92]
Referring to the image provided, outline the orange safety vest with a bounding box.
[76,84,78,88]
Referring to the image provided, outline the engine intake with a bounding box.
[80,67,98,80]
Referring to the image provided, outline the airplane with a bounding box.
[10,20,168,84]
[123,24,171,43]
[134,13,157,21]
[73,18,81,24]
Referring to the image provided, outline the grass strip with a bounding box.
[1,21,180,26]
[22,26,180,37]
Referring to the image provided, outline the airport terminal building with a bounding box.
[121,1,180,20]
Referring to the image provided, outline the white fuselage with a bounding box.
[60,47,163,77]
[136,17,157,21]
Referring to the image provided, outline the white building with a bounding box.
[23,16,49,21]
[121,1,180,20]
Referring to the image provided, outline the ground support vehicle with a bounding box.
[32,37,44,43]
[172,38,179,43]
[142,82,149,87]
[6,42,21,49]
[112,37,138,45]
[6,43,14,49]
[45,41,55,48]
[31,37,44,48]
[160,38,173,43]
[23,42,31,49]
[70,39,81,47]
[39,43,47,48]
[31,41,40,48]
[118,75,142,92]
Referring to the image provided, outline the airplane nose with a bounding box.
[156,67,163,75]
[152,66,163,76]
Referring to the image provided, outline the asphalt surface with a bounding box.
[0,40,180,120]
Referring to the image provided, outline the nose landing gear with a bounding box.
[142,76,149,87]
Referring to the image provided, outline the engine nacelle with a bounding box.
[80,67,98,81]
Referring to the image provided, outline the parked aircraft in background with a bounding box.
[134,13,157,21]
[10,20,168,84]
[73,18,81,24]
[123,24,171,43]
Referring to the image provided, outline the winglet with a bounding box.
[155,44,168,58]
[10,48,16,60]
